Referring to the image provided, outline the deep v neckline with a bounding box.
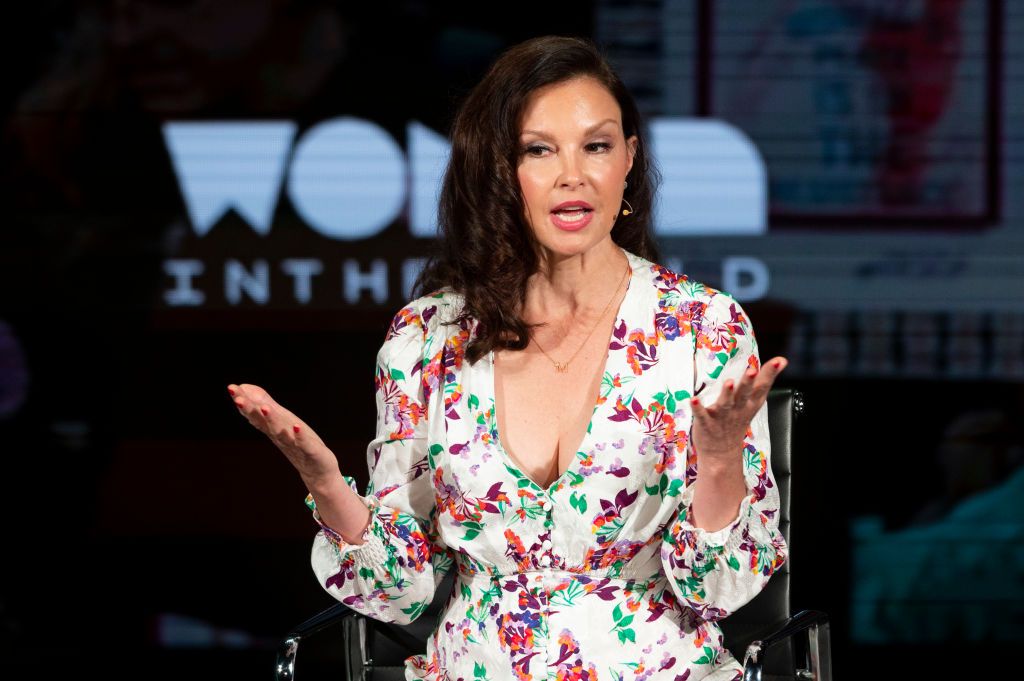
[489,248,637,494]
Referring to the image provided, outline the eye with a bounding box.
[587,142,613,152]
[523,145,548,157]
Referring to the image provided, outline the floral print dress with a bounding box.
[305,246,788,681]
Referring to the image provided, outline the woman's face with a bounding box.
[517,76,638,259]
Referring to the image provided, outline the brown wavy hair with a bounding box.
[412,35,662,364]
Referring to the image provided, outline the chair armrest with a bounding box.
[275,603,357,681]
[743,610,831,681]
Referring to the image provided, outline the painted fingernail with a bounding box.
[293,425,301,435]
[234,399,244,408]
[260,406,269,417]
[227,387,236,396]
[773,360,782,369]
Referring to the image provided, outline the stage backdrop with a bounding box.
[1,0,1021,677]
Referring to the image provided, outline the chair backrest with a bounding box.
[366,388,803,678]
[718,386,800,673]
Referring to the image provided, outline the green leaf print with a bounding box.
[681,279,707,297]
[358,567,374,579]
[708,352,729,379]
[695,645,718,665]
[666,478,683,497]
[428,443,443,468]
[473,662,489,681]
[460,582,472,600]
[389,367,405,381]
[673,390,692,400]
[570,491,588,513]
[469,393,479,410]
[566,470,585,488]
[727,554,741,571]
[651,473,684,499]
[504,463,536,490]
[744,446,763,471]
[400,600,427,620]
[549,579,585,607]
[611,603,635,636]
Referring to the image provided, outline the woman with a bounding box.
[230,35,789,681]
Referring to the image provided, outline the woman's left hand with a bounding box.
[690,356,788,474]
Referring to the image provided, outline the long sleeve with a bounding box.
[660,289,788,622]
[307,301,451,624]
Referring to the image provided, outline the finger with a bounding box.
[734,366,757,404]
[690,396,712,424]
[752,357,788,400]
[716,375,741,411]
[232,397,262,429]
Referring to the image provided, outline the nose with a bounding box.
[557,150,585,188]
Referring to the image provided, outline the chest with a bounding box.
[491,330,613,490]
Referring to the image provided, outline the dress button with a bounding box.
[541,538,552,549]
[539,554,552,567]
[536,497,547,508]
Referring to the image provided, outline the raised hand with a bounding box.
[227,383,340,487]
[690,357,788,472]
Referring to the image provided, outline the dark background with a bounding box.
[1,0,1022,678]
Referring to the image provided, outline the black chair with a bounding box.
[276,387,830,681]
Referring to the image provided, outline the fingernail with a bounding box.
[773,360,782,369]
[227,387,236,396]
[293,425,301,435]
[235,400,244,409]
[260,406,269,417]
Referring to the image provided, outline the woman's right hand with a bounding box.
[227,383,340,487]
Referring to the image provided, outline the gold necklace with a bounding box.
[531,261,631,373]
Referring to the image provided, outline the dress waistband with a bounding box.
[452,551,664,583]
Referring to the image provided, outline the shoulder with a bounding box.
[625,249,747,335]
[379,287,469,406]
[380,286,471,375]
[384,286,466,342]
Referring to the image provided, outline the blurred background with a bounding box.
[1,0,1022,678]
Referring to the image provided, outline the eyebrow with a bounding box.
[521,118,620,138]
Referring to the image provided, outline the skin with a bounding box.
[228,76,788,540]
[515,74,638,322]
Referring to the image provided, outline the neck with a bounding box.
[524,240,629,320]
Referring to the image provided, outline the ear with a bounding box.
[625,135,638,174]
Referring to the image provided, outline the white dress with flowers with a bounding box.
[305,247,788,681]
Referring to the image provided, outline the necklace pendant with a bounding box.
[554,362,569,373]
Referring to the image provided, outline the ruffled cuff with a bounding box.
[671,481,755,557]
[304,475,386,564]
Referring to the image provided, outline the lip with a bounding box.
[550,209,594,232]
[551,200,594,212]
